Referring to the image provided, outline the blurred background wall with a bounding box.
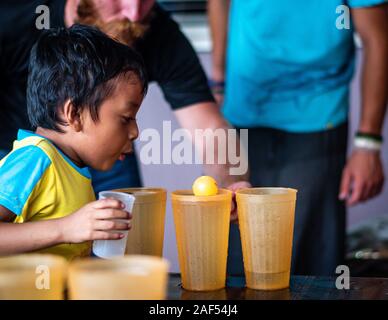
[135,1,388,272]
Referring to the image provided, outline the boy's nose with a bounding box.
[129,123,139,141]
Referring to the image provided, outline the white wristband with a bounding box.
[354,136,382,151]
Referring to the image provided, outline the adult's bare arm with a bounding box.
[174,101,250,187]
[339,4,388,205]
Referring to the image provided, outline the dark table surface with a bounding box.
[167,273,388,300]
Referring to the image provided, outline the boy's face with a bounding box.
[78,76,143,171]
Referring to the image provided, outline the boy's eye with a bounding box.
[121,116,136,124]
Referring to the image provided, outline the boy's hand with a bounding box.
[59,199,132,243]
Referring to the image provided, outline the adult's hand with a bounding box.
[339,149,384,206]
[227,181,252,223]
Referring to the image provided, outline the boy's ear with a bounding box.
[63,99,83,132]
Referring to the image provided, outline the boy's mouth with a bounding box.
[118,151,132,161]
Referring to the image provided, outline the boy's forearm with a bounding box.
[0,219,64,255]
[207,0,230,81]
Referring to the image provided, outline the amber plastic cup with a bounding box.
[181,288,227,300]
[171,189,232,291]
[114,188,167,257]
[0,254,67,300]
[236,188,297,290]
[68,255,169,300]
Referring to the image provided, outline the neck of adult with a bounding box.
[64,0,78,27]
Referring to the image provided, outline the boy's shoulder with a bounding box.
[5,130,64,168]
[2,137,53,168]
[0,141,53,216]
[0,142,53,180]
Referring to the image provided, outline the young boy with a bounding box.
[0,24,148,261]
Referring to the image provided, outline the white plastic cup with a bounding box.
[92,191,135,259]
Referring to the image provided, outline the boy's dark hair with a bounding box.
[27,24,148,132]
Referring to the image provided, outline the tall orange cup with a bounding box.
[171,189,232,291]
[0,254,67,300]
[115,188,167,257]
[236,188,297,290]
[68,255,169,299]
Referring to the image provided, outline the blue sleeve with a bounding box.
[0,146,51,216]
[347,0,388,8]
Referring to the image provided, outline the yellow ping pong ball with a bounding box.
[192,176,218,196]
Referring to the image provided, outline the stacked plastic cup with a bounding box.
[68,255,169,299]
[0,254,67,299]
[171,189,232,291]
[114,188,167,257]
[236,187,297,290]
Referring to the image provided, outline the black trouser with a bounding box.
[227,123,348,276]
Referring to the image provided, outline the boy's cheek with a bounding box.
[89,155,116,171]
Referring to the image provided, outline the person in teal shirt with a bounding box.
[208,0,388,275]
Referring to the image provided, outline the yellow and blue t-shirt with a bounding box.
[0,130,96,261]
